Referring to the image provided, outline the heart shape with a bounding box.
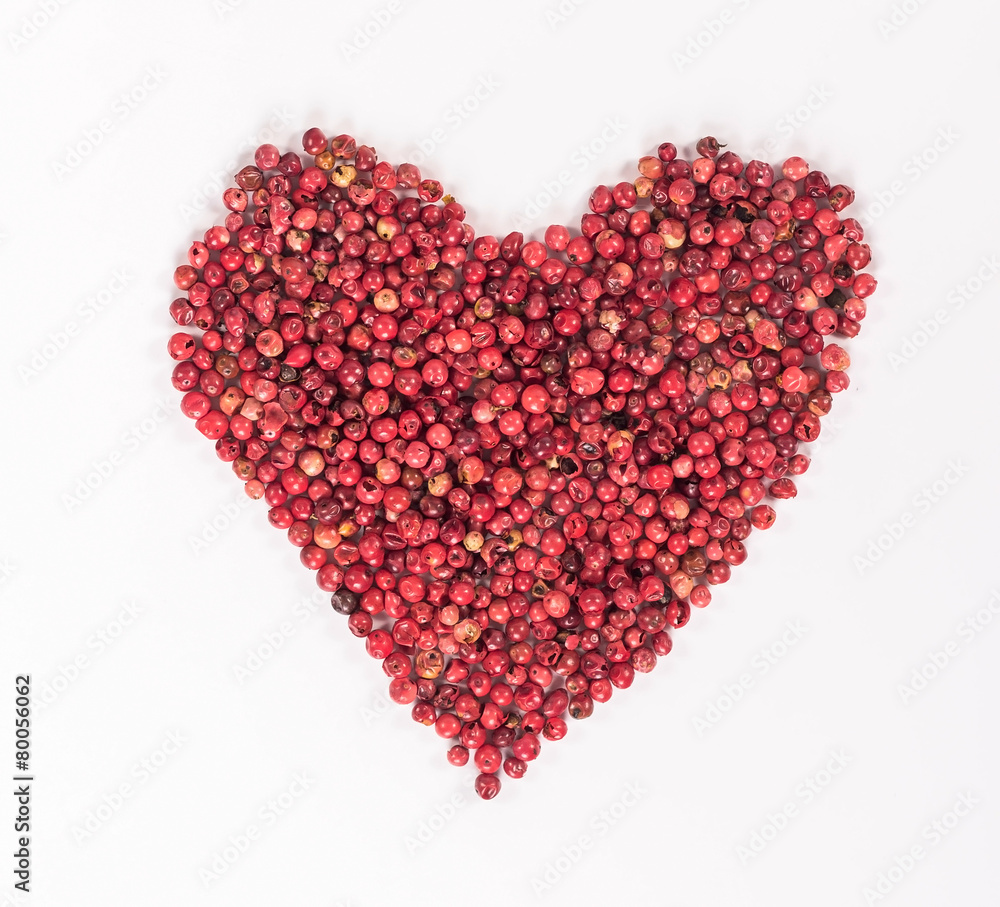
[168,129,876,798]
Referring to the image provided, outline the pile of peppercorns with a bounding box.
[169,129,875,798]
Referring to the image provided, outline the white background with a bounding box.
[2,0,998,904]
